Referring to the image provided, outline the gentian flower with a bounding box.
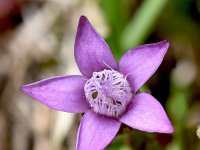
[21,16,174,150]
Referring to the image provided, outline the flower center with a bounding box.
[84,69,133,118]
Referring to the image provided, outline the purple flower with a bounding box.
[21,16,174,150]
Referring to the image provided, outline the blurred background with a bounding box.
[0,0,200,149]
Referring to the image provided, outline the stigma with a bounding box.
[84,69,133,118]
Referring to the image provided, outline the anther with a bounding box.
[84,69,133,118]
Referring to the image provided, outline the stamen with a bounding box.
[84,69,133,118]
[102,60,114,70]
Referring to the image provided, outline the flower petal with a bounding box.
[20,75,89,113]
[76,110,121,150]
[119,40,169,92]
[120,93,174,133]
[75,16,117,77]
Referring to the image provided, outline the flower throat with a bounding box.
[84,69,133,118]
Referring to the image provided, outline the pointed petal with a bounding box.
[20,75,89,113]
[76,110,121,150]
[119,40,169,92]
[75,16,117,77]
[120,93,174,133]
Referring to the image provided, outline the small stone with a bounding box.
[197,127,200,139]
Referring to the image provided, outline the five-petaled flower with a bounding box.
[21,16,174,150]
